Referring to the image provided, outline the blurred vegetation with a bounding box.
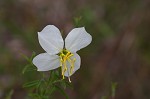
[0,0,150,99]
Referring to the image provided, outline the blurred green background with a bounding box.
[0,0,150,99]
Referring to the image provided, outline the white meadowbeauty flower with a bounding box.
[33,25,92,82]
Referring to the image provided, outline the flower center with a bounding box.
[58,50,76,82]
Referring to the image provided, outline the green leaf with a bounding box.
[21,53,30,62]
[73,16,82,27]
[64,80,73,89]
[5,89,14,99]
[21,52,36,62]
[29,93,49,99]
[101,96,108,99]
[29,52,36,61]
[49,86,56,95]
[111,82,117,98]
[50,70,60,83]
[60,80,67,89]
[25,66,37,71]
[22,64,36,74]
[23,80,40,88]
[29,93,41,99]
[22,64,30,74]
[22,52,37,74]
[55,85,69,99]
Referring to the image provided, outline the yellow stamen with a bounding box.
[71,58,76,74]
[68,76,71,83]
[59,57,63,75]
[67,58,75,74]
[59,50,76,82]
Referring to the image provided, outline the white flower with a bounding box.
[33,25,92,82]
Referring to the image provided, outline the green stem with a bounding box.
[43,71,52,96]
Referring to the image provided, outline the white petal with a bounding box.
[65,27,92,53]
[64,53,81,77]
[32,53,60,71]
[38,25,64,55]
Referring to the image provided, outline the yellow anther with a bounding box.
[66,51,71,57]
[67,54,73,59]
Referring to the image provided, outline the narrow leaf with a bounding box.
[20,53,30,62]
[22,64,30,74]
[55,85,69,99]
[23,80,40,88]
